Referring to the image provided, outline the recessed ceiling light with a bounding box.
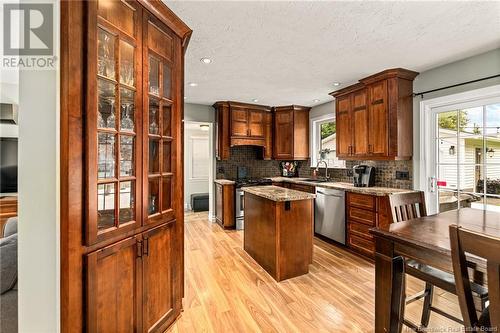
[200,57,212,64]
[313,99,320,103]
[184,96,187,99]
[188,82,198,87]
[252,99,259,103]
[333,82,341,87]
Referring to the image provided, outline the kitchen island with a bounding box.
[243,186,315,281]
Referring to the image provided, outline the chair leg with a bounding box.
[420,282,434,327]
[390,256,405,333]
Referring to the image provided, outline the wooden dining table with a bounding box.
[370,208,500,332]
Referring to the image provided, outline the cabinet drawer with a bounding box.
[348,222,374,241]
[348,192,375,210]
[348,207,376,226]
[348,234,375,257]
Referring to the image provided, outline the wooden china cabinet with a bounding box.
[60,1,191,332]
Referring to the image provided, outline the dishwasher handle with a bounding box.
[316,189,344,197]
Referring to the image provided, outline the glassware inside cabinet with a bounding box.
[120,135,134,176]
[162,105,171,137]
[149,99,160,134]
[148,56,160,95]
[120,88,135,132]
[97,28,115,80]
[119,41,134,87]
[149,139,160,174]
[119,181,135,223]
[98,79,116,129]
[97,182,116,230]
[148,179,160,215]
[98,133,116,179]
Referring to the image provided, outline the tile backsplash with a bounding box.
[216,146,413,189]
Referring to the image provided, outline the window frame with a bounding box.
[309,113,346,168]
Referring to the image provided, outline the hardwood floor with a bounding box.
[166,212,463,333]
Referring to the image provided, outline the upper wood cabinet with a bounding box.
[330,68,418,160]
[213,101,272,160]
[273,105,311,160]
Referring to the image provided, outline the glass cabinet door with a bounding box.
[144,19,176,225]
[87,0,142,245]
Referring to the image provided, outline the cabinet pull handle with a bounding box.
[144,238,149,256]
[136,241,143,258]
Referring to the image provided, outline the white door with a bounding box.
[421,86,500,214]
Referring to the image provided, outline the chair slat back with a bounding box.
[450,224,500,330]
[388,191,427,223]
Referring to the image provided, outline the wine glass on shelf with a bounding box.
[107,98,116,129]
[98,101,107,128]
[149,108,158,134]
[121,104,134,131]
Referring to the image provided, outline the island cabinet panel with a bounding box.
[244,192,314,281]
[61,1,191,332]
[273,105,311,160]
[330,68,418,160]
[346,192,390,258]
[214,182,235,228]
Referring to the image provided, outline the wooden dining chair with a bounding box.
[388,192,488,331]
[450,224,500,331]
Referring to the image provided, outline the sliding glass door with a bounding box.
[433,102,500,213]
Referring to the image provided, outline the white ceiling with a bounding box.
[165,1,500,107]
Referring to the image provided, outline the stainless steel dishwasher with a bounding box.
[314,187,346,244]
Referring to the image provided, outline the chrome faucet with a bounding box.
[315,160,329,180]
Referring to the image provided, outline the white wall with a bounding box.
[413,48,500,188]
[16,0,60,331]
[184,125,210,210]
[184,102,215,123]
[310,100,334,119]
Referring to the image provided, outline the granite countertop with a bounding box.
[243,185,316,202]
[214,179,235,185]
[269,177,417,196]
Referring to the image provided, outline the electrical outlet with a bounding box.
[396,171,409,180]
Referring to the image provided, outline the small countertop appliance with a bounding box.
[352,165,375,187]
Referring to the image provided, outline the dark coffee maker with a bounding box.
[352,165,375,187]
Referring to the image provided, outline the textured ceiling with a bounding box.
[165,1,500,107]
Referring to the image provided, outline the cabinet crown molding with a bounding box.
[273,105,311,112]
[329,68,419,98]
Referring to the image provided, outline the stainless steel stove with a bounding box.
[235,178,272,229]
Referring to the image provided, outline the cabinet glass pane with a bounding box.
[162,177,172,211]
[120,135,134,177]
[98,133,116,179]
[119,181,134,223]
[97,28,115,79]
[162,141,171,173]
[485,103,500,137]
[120,88,135,132]
[98,79,116,129]
[97,183,115,230]
[119,40,134,86]
[148,56,159,95]
[162,105,171,137]
[148,179,160,215]
[149,99,159,134]
[163,63,171,99]
[149,139,160,174]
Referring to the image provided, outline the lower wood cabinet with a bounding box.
[346,192,390,258]
[215,182,235,228]
[86,222,177,333]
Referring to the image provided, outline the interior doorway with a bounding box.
[183,121,214,218]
